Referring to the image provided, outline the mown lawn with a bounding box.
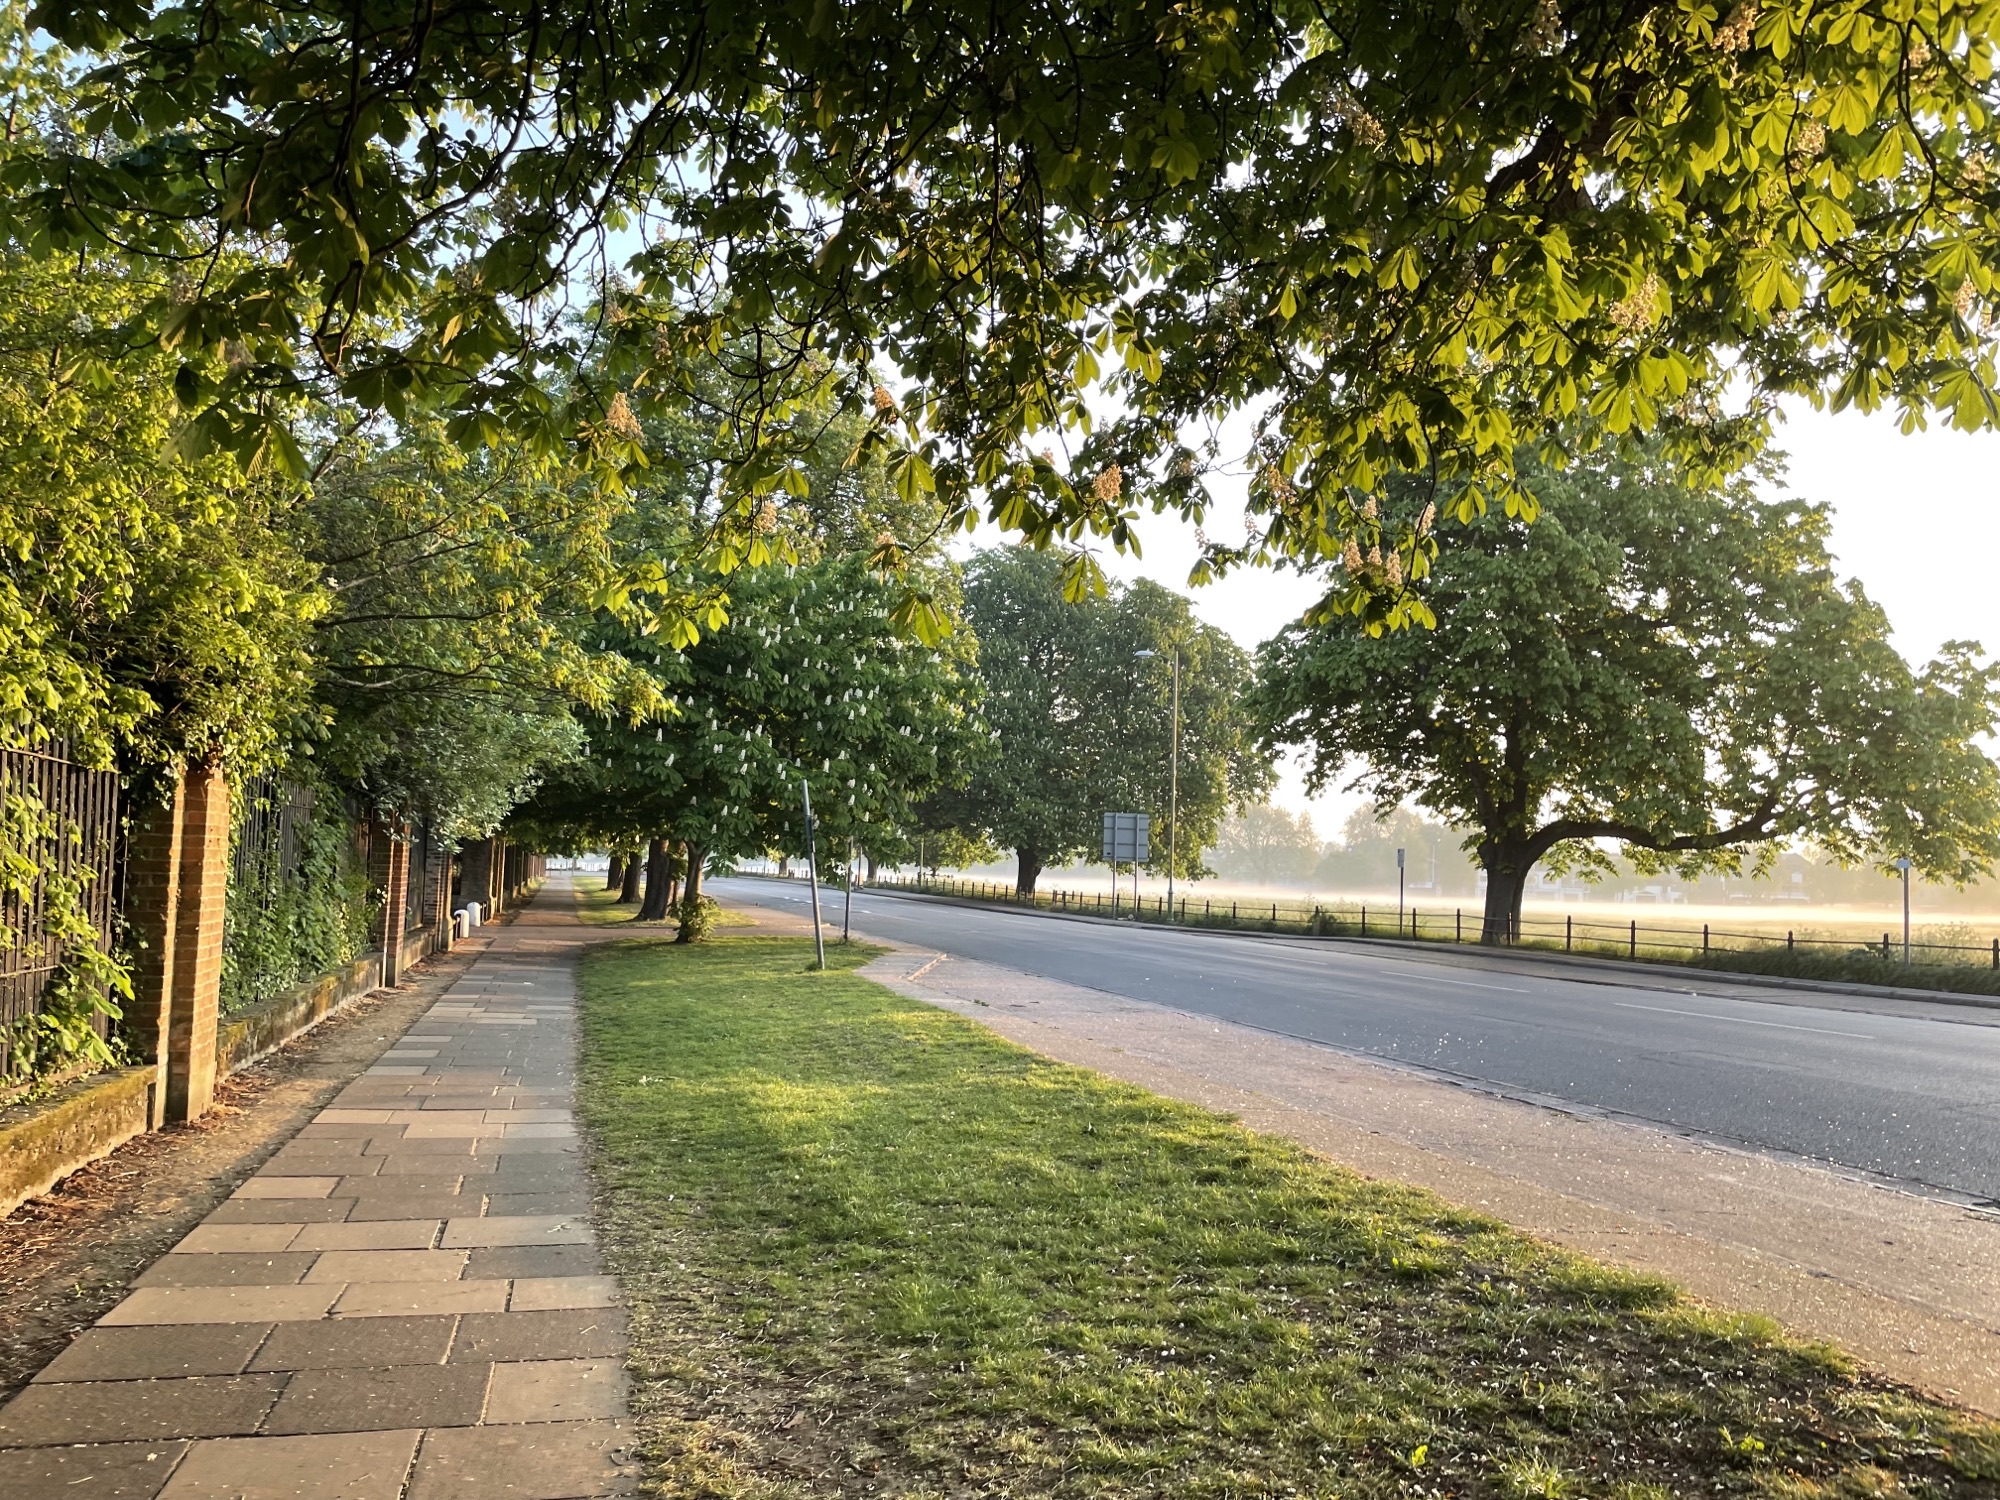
[575,933,1999,1499]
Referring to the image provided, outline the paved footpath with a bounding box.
[0,885,634,1500]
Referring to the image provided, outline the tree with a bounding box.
[21,0,2000,619]
[515,553,978,935]
[1208,804,1323,887]
[1314,808,1481,898]
[0,250,317,773]
[1250,448,2000,942]
[297,420,667,838]
[935,548,1272,894]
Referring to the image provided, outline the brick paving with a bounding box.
[0,885,634,1500]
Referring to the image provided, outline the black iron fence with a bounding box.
[232,775,321,894]
[0,742,122,1079]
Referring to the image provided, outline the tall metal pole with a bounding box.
[802,779,826,970]
[843,837,854,943]
[1168,647,1180,922]
[1898,856,1912,964]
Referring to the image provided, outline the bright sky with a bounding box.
[1067,401,2000,841]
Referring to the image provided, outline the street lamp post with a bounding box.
[1894,856,1913,964]
[1135,645,1181,920]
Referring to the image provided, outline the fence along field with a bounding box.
[844,870,2000,995]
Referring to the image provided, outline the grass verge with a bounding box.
[573,881,751,931]
[576,932,2000,1499]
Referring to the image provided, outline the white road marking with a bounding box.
[1614,1002,1874,1039]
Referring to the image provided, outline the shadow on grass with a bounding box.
[577,933,2000,1500]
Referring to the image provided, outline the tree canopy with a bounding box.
[512,552,978,915]
[1209,804,1325,887]
[0,249,314,773]
[1250,448,2000,940]
[15,0,2000,622]
[930,547,1271,893]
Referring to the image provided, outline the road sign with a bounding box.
[1396,847,1405,869]
[1102,812,1150,864]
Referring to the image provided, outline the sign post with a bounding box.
[1101,813,1151,922]
[802,780,825,970]
[1397,847,1406,935]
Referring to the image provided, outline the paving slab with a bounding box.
[449,1310,627,1364]
[0,1374,287,1445]
[263,1364,492,1434]
[160,1428,421,1499]
[34,1324,273,1384]
[134,1251,319,1287]
[0,1438,190,1500]
[249,1317,457,1372]
[0,884,632,1496]
[406,1420,632,1500]
[464,1244,602,1281]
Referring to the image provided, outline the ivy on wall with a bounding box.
[220,789,374,1016]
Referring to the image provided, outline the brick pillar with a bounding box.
[164,760,229,1124]
[432,847,454,954]
[459,839,492,921]
[369,818,410,986]
[123,773,186,1130]
[488,837,507,915]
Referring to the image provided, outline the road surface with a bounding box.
[711,877,2000,1203]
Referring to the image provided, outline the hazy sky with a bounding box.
[1068,401,2000,838]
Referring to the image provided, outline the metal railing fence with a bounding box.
[0,742,123,1076]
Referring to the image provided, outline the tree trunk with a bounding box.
[674,843,707,944]
[605,853,624,890]
[618,852,642,904]
[637,836,673,921]
[777,855,791,877]
[866,853,879,882]
[1016,848,1043,896]
[1478,842,1532,944]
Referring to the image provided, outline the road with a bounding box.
[711,877,2000,1203]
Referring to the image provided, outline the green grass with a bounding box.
[575,933,2000,1499]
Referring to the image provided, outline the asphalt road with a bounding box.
[711,877,2000,1203]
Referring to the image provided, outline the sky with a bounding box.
[1052,401,2000,841]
